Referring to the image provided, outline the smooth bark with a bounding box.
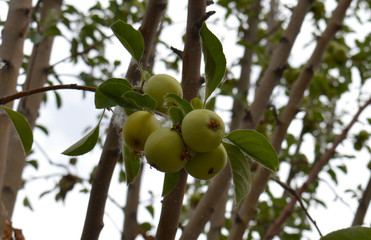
[0,0,32,235]
[230,0,262,130]
[230,0,352,237]
[1,0,62,221]
[263,96,371,239]
[352,174,371,226]
[122,165,143,240]
[81,1,167,239]
[155,0,206,239]
[207,186,229,240]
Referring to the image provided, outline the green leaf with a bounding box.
[119,169,126,183]
[62,124,99,156]
[162,171,180,197]
[45,26,62,37]
[95,78,133,109]
[123,144,141,185]
[36,124,49,135]
[200,23,226,102]
[226,129,278,171]
[23,197,34,211]
[27,160,39,170]
[165,93,193,115]
[54,91,62,108]
[29,29,44,44]
[205,96,216,111]
[121,91,157,113]
[140,222,152,232]
[95,89,117,109]
[169,106,185,126]
[146,205,155,218]
[110,20,144,64]
[1,106,33,155]
[223,142,251,205]
[320,226,371,240]
[190,98,203,109]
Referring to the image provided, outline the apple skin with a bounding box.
[143,74,183,113]
[185,144,227,180]
[181,109,225,152]
[122,111,161,151]
[144,127,187,173]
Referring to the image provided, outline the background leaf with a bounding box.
[123,144,141,185]
[162,171,180,197]
[226,129,279,171]
[200,23,226,102]
[110,20,144,63]
[320,226,371,240]
[223,142,251,205]
[1,106,33,155]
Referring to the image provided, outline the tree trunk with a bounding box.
[230,0,262,130]
[207,186,229,240]
[1,0,62,221]
[155,0,206,239]
[81,1,167,239]
[122,164,143,240]
[0,0,32,235]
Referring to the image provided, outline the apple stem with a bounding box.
[138,64,146,92]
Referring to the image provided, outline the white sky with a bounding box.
[1,0,371,239]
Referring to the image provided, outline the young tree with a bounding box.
[0,0,370,239]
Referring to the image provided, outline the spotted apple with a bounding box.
[144,127,187,173]
[181,109,225,152]
[122,111,161,151]
[185,144,227,180]
[143,74,183,113]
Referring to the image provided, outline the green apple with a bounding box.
[181,109,225,152]
[144,127,187,173]
[143,74,183,113]
[185,144,227,180]
[122,111,161,151]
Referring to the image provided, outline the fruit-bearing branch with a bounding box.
[0,84,96,105]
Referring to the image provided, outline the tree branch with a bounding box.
[352,174,371,226]
[122,164,144,240]
[271,177,323,237]
[156,1,206,239]
[50,35,112,68]
[0,84,96,105]
[80,0,168,239]
[229,0,353,237]
[263,96,371,240]
[230,0,262,130]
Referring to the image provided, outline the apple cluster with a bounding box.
[122,74,227,180]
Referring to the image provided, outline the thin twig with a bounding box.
[170,46,183,59]
[270,177,323,237]
[264,96,371,239]
[0,84,96,105]
[50,35,113,68]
